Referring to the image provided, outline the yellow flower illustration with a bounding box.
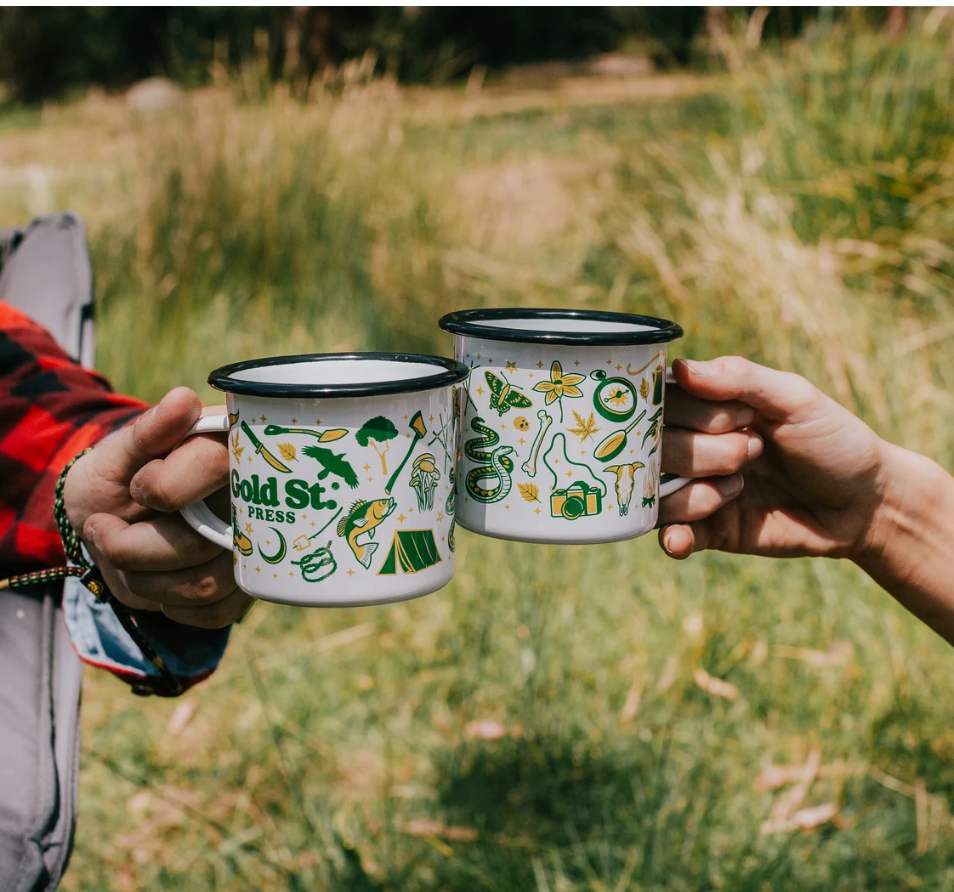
[533,361,585,421]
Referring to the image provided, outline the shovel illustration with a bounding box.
[592,409,647,463]
[263,424,347,442]
[385,411,427,494]
[241,421,293,473]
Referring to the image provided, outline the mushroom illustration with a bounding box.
[409,453,440,511]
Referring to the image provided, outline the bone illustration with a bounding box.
[603,462,645,516]
[521,410,553,477]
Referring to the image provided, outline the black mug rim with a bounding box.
[438,308,683,347]
[208,352,470,399]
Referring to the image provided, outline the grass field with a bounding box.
[4,28,954,891]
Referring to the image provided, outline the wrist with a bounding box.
[852,439,947,570]
[62,451,95,540]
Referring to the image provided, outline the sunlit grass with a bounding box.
[2,28,954,891]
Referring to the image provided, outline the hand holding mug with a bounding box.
[658,356,887,560]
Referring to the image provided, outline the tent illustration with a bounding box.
[377,529,442,576]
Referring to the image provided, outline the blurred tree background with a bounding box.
[0,6,901,102]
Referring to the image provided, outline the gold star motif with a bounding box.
[243,563,247,569]
[529,373,534,379]
[364,464,371,472]
[574,360,580,366]
[488,358,494,364]
[301,512,308,520]
[554,458,560,464]
[567,470,573,478]
[245,523,253,533]
[238,507,244,514]
[404,414,408,421]
[247,455,253,463]
[291,418,297,424]
[255,566,261,573]
[534,507,541,515]
[581,450,586,456]
[476,353,482,360]
[408,507,414,513]
[260,415,267,422]
[398,513,406,524]
[607,359,613,366]
[536,360,544,369]
[518,437,525,445]
[501,424,506,430]
[616,364,622,372]
[429,416,434,423]
[266,539,271,545]
[505,504,510,510]
[315,419,322,426]
[437,511,444,522]
[506,361,517,372]
[273,573,278,579]
[289,571,294,577]
[347,568,354,577]
[368,477,373,482]
[477,386,485,395]
[311,521,316,527]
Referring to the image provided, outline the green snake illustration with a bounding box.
[465,416,514,503]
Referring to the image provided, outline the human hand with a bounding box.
[658,357,887,561]
[63,387,250,628]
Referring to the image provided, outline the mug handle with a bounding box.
[659,366,691,498]
[178,412,233,551]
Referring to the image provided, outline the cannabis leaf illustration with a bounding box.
[639,378,650,401]
[277,442,297,462]
[230,430,244,462]
[518,483,541,503]
[567,410,601,442]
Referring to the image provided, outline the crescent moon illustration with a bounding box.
[258,528,287,564]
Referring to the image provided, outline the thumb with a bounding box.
[94,387,203,484]
[671,357,817,423]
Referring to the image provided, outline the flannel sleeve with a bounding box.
[0,301,229,694]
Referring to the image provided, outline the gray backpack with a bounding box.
[0,214,94,891]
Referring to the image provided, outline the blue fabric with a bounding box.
[62,574,229,681]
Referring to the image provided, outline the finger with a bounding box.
[657,475,743,526]
[94,387,203,484]
[664,388,756,433]
[120,551,236,608]
[662,428,763,478]
[131,435,229,512]
[161,589,254,630]
[658,522,713,560]
[83,512,224,572]
[670,357,818,423]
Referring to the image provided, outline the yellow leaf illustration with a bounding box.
[277,442,297,462]
[639,377,650,401]
[230,431,244,462]
[518,482,540,503]
[567,410,601,442]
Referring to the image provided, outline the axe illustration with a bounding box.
[385,411,427,494]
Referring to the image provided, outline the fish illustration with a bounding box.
[336,497,396,569]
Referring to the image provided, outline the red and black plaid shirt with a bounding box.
[0,302,146,578]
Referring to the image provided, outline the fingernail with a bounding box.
[662,530,675,554]
[131,481,148,504]
[718,474,744,497]
[747,434,763,460]
[83,522,96,545]
[683,359,712,377]
[737,407,756,427]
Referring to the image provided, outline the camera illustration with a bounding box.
[550,480,602,520]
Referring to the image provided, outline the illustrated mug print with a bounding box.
[439,309,692,545]
[179,353,467,607]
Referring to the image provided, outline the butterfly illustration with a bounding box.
[485,371,533,416]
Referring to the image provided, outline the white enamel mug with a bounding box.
[439,309,690,545]
[179,353,468,607]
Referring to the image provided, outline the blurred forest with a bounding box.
[0,6,905,102]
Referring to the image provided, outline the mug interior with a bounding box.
[209,352,469,398]
[231,358,444,386]
[477,317,658,336]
